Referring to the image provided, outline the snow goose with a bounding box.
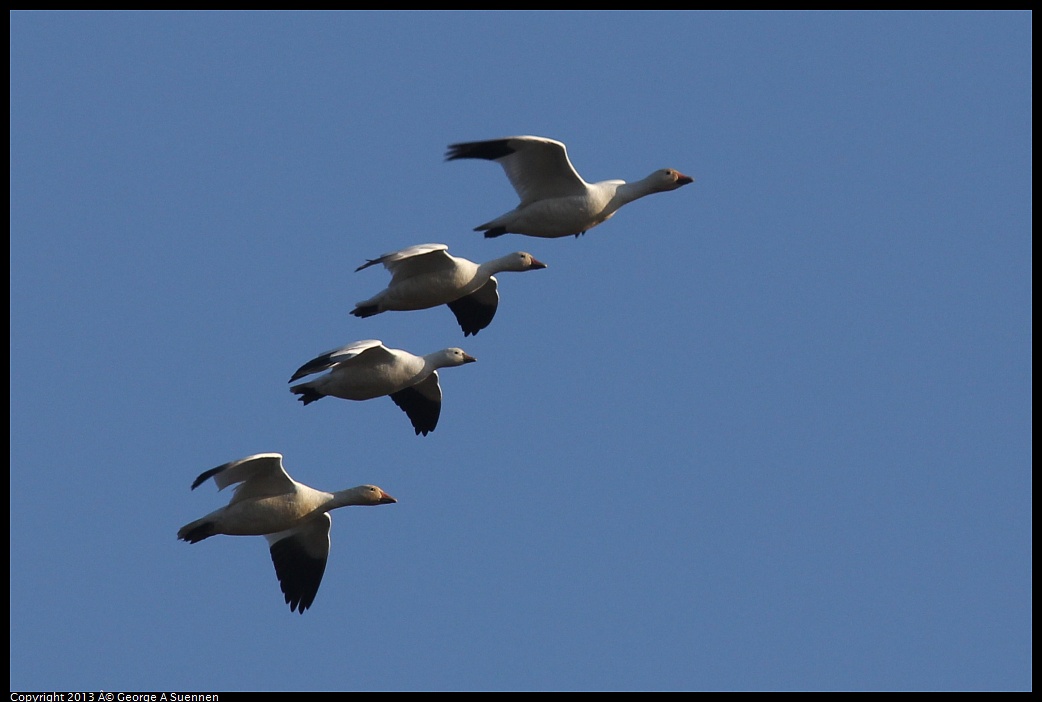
[446,135,693,239]
[177,452,397,614]
[289,339,476,435]
[351,243,547,336]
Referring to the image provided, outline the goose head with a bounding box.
[434,348,478,367]
[508,252,548,272]
[651,168,694,191]
[352,485,398,505]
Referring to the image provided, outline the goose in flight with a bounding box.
[351,243,547,336]
[177,452,397,614]
[446,135,693,239]
[289,339,476,435]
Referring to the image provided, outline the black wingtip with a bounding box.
[269,538,324,614]
[445,139,516,162]
[291,386,324,405]
[177,521,215,544]
[289,354,333,382]
[351,305,379,319]
[389,387,440,437]
[483,227,508,239]
[190,466,220,490]
[447,294,495,337]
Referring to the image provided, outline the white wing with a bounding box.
[289,339,392,381]
[354,243,451,275]
[447,135,589,205]
[189,453,296,503]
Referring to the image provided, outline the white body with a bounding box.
[446,135,693,239]
[289,339,476,435]
[352,243,546,335]
[177,453,396,613]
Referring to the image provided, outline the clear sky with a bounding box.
[9,10,1031,692]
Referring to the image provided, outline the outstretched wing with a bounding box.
[265,514,332,614]
[189,453,295,504]
[389,372,443,436]
[354,243,451,276]
[289,339,391,382]
[446,136,588,206]
[446,277,499,336]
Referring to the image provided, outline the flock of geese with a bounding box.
[177,135,694,613]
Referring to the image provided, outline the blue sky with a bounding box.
[9,11,1031,692]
